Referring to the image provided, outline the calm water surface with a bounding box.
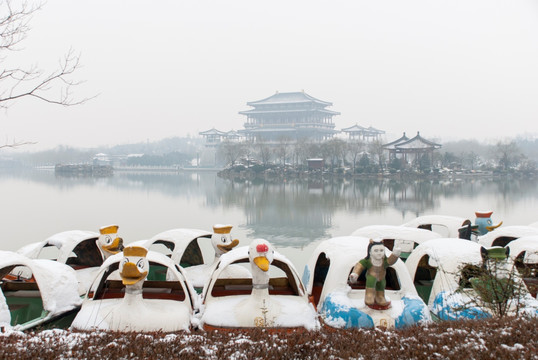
[1,169,537,271]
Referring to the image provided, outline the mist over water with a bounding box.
[1,169,537,271]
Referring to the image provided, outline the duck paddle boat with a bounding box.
[351,225,441,261]
[401,215,471,238]
[506,236,538,298]
[139,225,249,291]
[14,225,124,294]
[71,246,197,332]
[199,239,319,331]
[405,238,538,320]
[302,236,430,329]
[0,251,82,331]
[477,226,538,247]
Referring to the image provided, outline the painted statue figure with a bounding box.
[97,224,124,260]
[349,239,401,309]
[474,211,503,236]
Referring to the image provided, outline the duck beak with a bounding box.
[120,262,147,285]
[217,239,239,253]
[102,237,124,254]
[253,256,269,272]
[486,221,503,232]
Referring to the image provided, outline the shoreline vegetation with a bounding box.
[0,316,536,359]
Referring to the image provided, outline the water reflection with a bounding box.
[2,169,537,248]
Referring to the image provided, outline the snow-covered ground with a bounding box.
[0,317,536,359]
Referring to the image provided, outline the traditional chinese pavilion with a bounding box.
[239,91,340,142]
[341,124,385,141]
[384,132,441,167]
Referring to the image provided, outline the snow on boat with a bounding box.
[15,226,124,294]
[405,238,538,320]
[302,236,430,329]
[477,226,538,247]
[0,251,82,331]
[199,239,319,331]
[506,236,538,298]
[401,215,470,238]
[139,226,249,291]
[71,247,197,332]
[351,225,441,261]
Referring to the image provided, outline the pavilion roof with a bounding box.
[383,132,410,149]
[391,132,442,150]
[199,128,227,136]
[341,124,366,132]
[239,108,340,115]
[246,91,333,107]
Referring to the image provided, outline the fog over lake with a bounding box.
[1,170,537,271]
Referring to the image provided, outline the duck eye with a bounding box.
[221,236,227,243]
[136,259,144,270]
[122,258,129,266]
[105,235,112,244]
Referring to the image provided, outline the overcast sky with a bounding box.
[2,0,538,151]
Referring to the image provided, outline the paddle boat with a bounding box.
[506,236,538,298]
[401,215,472,238]
[351,225,441,261]
[0,251,82,331]
[71,246,197,332]
[139,225,249,291]
[477,225,538,247]
[302,236,429,329]
[405,238,538,320]
[199,239,319,330]
[15,225,124,294]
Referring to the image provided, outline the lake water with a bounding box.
[1,169,537,272]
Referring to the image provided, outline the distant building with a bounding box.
[384,132,441,167]
[341,124,385,141]
[238,91,340,143]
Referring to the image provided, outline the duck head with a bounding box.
[119,246,149,288]
[98,224,124,258]
[475,211,503,235]
[248,239,274,286]
[212,224,240,257]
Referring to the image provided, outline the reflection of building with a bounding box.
[341,124,385,141]
[239,91,340,143]
[384,132,441,167]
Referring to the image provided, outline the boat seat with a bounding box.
[94,280,186,301]
[211,277,297,297]
[1,281,40,292]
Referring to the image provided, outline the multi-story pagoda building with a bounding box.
[239,91,340,143]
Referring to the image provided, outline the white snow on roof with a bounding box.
[352,225,442,242]
[506,236,538,264]
[401,215,468,237]
[17,230,99,261]
[478,226,538,246]
[0,251,82,327]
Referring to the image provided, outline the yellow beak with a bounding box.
[120,262,147,285]
[102,237,124,254]
[253,256,269,272]
[486,221,503,232]
[217,239,240,253]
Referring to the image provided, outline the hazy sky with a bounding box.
[2,0,538,151]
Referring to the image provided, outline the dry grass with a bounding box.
[0,317,536,359]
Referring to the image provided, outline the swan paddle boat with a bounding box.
[0,251,82,331]
[71,246,197,332]
[351,225,442,261]
[477,226,538,247]
[405,238,538,320]
[199,239,319,331]
[139,225,249,291]
[14,225,124,294]
[506,236,538,298]
[302,236,430,329]
[401,215,472,238]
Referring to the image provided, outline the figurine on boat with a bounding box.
[71,246,197,332]
[474,211,503,236]
[139,225,249,291]
[349,239,401,309]
[303,236,430,329]
[199,239,319,330]
[405,238,538,320]
[14,225,124,294]
[0,251,82,331]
